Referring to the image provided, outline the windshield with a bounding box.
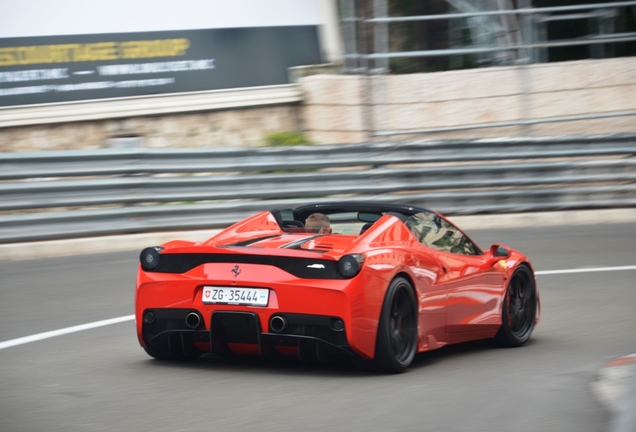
[282,212,370,235]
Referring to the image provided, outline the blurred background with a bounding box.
[1,2,635,431]
[1,0,635,245]
[2,0,636,150]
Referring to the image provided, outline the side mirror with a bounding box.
[483,244,511,269]
[490,244,510,258]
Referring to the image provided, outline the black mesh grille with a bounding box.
[141,308,205,346]
[272,313,349,347]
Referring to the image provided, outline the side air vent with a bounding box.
[313,242,334,251]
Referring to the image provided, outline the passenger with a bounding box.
[305,213,332,234]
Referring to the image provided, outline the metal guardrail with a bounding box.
[1,134,635,244]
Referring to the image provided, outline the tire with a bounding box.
[370,277,418,373]
[495,264,537,347]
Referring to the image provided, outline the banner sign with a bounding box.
[0,26,322,107]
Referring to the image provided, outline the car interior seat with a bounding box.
[359,222,374,235]
[283,220,304,228]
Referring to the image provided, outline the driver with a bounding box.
[305,213,332,234]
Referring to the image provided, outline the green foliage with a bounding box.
[264,131,312,147]
[258,131,315,174]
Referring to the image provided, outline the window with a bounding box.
[406,212,480,255]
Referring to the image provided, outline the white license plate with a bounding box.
[202,286,269,306]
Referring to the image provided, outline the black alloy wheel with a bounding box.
[372,277,418,373]
[495,264,537,347]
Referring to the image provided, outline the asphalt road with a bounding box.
[1,223,635,432]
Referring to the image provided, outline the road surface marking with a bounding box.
[535,265,636,275]
[0,315,134,350]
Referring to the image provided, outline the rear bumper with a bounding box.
[141,309,354,361]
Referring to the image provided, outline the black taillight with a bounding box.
[337,254,365,278]
[140,247,163,271]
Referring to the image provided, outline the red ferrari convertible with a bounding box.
[136,202,540,373]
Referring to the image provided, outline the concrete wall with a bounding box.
[300,57,636,143]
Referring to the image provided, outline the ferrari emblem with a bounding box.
[499,260,507,270]
[231,265,241,278]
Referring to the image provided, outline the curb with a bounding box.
[591,354,636,432]
[0,229,221,261]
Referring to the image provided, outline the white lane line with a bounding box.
[1,264,635,350]
[536,265,636,275]
[0,314,134,350]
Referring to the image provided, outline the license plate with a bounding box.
[202,286,269,306]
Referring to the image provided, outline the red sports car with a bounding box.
[136,202,540,373]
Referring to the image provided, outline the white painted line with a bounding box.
[536,265,636,276]
[1,264,635,350]
[0,314,134,350]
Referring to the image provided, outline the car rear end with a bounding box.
[135,239,382,362]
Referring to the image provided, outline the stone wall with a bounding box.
[299,57,636,143]
[0,105,300,152]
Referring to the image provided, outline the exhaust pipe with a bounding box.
[185,312,201,329]
[269,315,287,333]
